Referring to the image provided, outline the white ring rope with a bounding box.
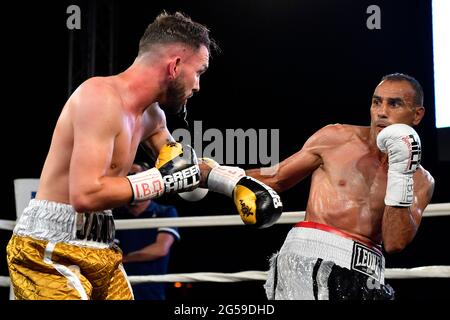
[0,277,9,287]
[127,266,450,284]
[1,202,449,289]
[129,271,268,284]
[0,219,16,231]
[2,266,449,288]
[384,266,450,279]
[1,202,449,231]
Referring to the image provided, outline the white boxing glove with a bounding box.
[376,123,421,206]
[205,158,283,229]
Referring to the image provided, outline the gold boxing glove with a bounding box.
[207,165,283,228]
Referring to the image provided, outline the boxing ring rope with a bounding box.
[1,202,450,288]
[127,266,450,284]
[3,202,447,231]
[1,266,449,288]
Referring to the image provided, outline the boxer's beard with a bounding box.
[161,77,187,115]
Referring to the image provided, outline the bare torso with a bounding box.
[304,124,428,244]
[36,76,163,205]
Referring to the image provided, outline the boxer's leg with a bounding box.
[104,262,134,300]
[7,236,92,300]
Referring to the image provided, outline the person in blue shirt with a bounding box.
[114,162,180,300]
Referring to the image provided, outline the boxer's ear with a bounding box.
[412,106,425,126]
[167,57,181,80]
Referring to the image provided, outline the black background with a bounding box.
[1,0,449,302]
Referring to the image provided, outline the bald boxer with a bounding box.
[246,73,435,300]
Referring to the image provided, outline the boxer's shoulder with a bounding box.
[309,123,356,146]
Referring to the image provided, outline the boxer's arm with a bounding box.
[134,109,199,201]
[246,150,321,193]
[69,82,134,212]
[122,232,175,263]
[140,103,175,160]
[382,168,435,253]
[246,125,338,192]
